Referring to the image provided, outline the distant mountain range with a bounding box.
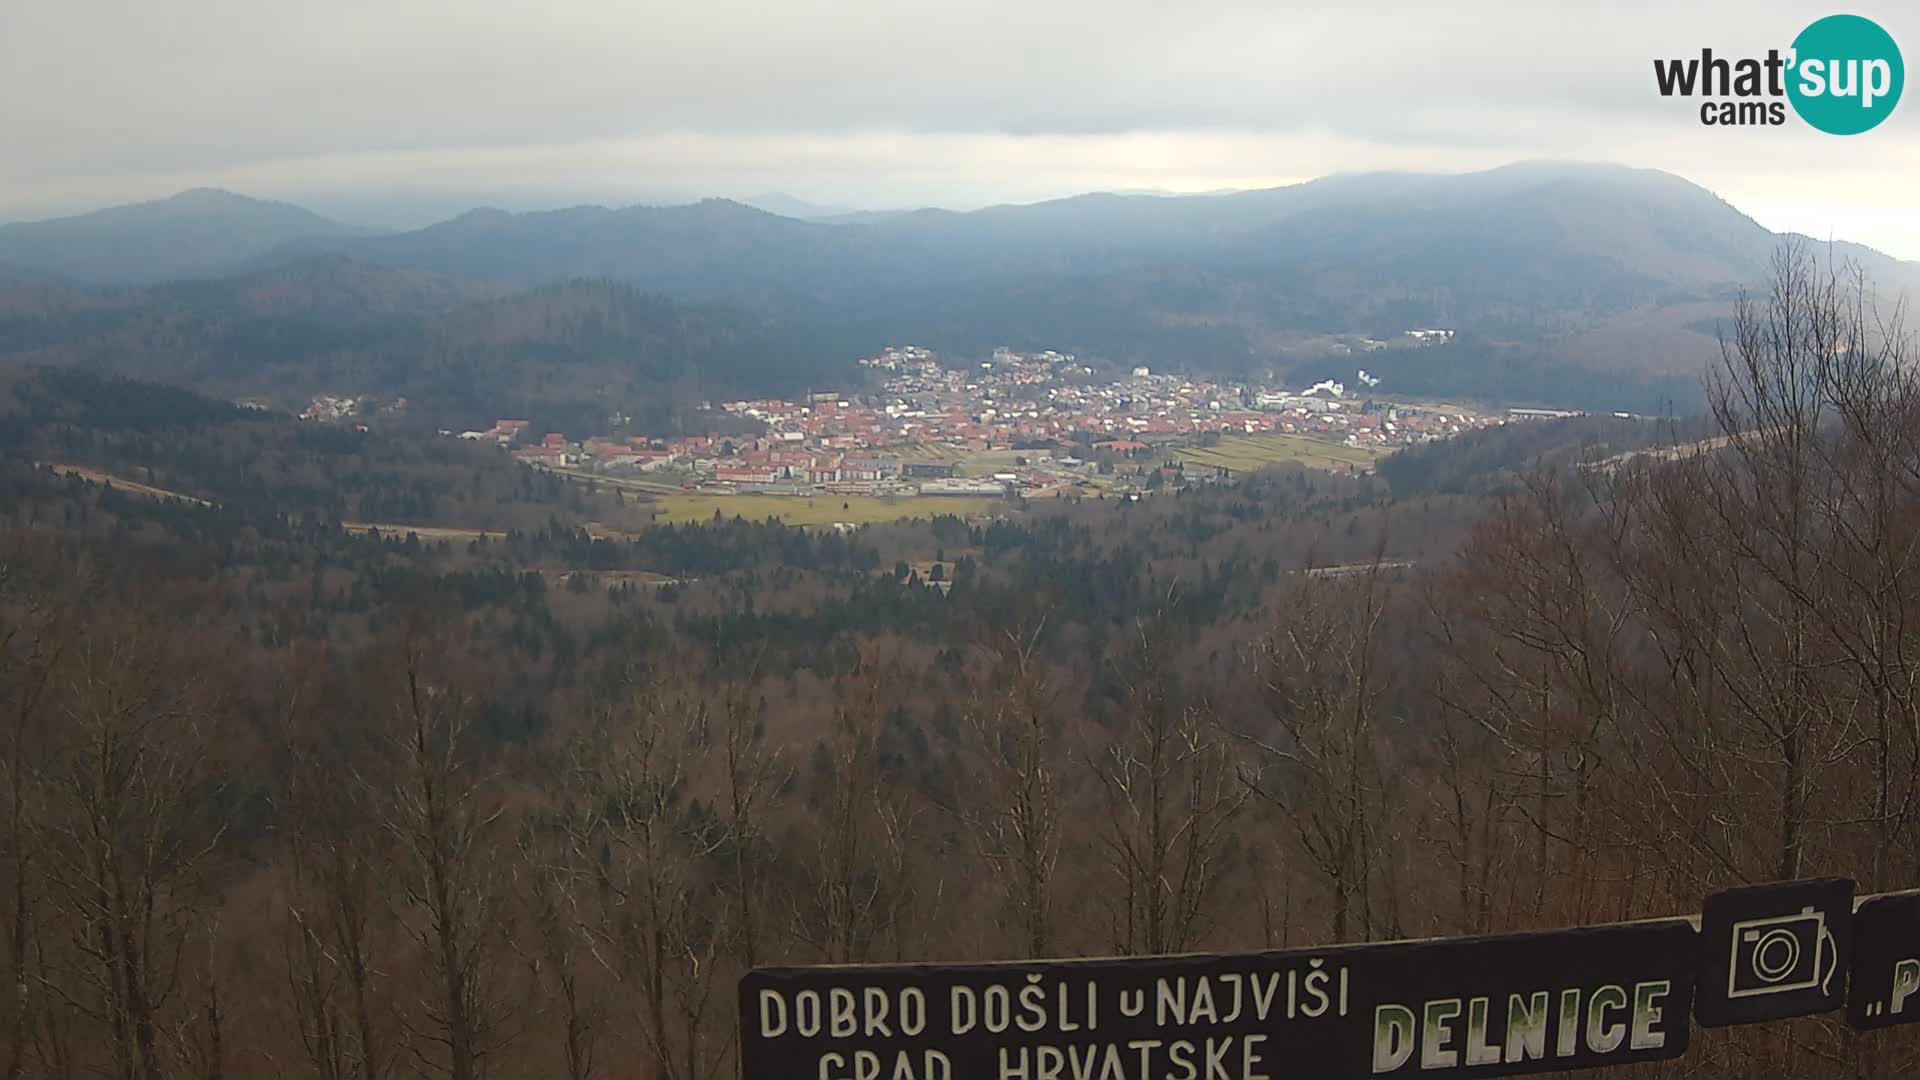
[739,193,867,220]
[0,189,379,283]
[1,162,1915,414]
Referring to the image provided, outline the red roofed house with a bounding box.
[715,465,777,485]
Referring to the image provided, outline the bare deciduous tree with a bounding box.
[1091,612,1248,956]
[716,666,786,974]
[957,620,1063,957]
[280,661,389,1080]
[793,660,921,966]
[382,636,513,1080]
[564,659,730,1080]
[1245,561,1396,942]
[514,814,598,1080]
[0,560,69,1080]
[35,620,224,1080]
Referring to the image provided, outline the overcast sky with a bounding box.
[3,0,1917,256]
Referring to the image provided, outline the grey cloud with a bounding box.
[0,0,1914,251]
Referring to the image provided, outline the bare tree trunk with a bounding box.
[720,677,784,975]
[0,593,63,1080]
[958,620,1063,957]
[516,819,596,1080]
[795,658,916,967]
[35,620,223,1080]
[1244,558,1393,943]
[563,655,732,1080]
[383,635,508,1080]
[1093,612,1247,956]
[281,667,388,1080]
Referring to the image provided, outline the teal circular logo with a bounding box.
[1788,14,1904,134]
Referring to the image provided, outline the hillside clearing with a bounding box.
[1175,433,1383,473]
[342,523,506,542]
[650,493,1000,526]
[44,464,214,505]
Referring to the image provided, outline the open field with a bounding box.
[1302,560,1417,578]
[544,568,681,586]
[343,523,506,542]
[45,464,214,505]
[650,493,999,527]
[1175,433,1383,473]
[893,442,969,461]
[344,520,645,543]
[1581,432,1739,472]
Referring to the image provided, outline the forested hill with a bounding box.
[0,267,859,428]
[0,188,377,282]
[0,366,658,531]
[6,164,1919,413]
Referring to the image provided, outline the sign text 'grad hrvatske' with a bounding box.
[739,920,1696,1080]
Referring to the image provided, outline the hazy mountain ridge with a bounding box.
[1,163,1916,414]
[8,165,1914,297]
[740,193,863,219]
[0,189,380,283]
[259,162,1920,317]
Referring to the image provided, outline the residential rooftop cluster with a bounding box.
[458,346,1529,498]
[834,345,1510,451]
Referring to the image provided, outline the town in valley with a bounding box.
[303,342,1588,521]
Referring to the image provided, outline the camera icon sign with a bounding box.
[1728,906,1837,1000]
[1697,877,1854,1027]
